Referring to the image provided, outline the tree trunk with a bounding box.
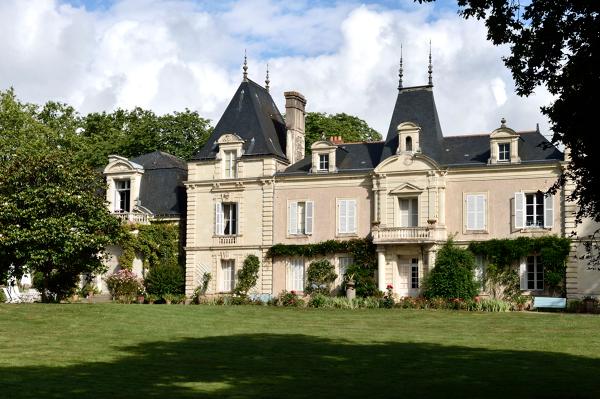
[42,271,50,303]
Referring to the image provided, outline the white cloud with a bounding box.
[0,0,554,139]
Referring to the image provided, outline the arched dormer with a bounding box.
[488,118,521,164]
[103,155,144,214]
[310,140,337,173]
[217,133,244,179]
[397,122,421,154]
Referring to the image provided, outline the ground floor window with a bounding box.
[338,256,353,280]
[527,255,544,290]
[221,259,235,292]
[289,258,304,292]
[410,258,419,289]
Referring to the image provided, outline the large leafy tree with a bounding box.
[420,1,600,255]
[0,149,123,302]
[305,112,382,153]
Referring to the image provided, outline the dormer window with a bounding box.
[224,150,237,178]
[406,136,413,152]
[396,122,421,154]
[115,179,131,212]
[498,143,510,162]
[319,154,329,171]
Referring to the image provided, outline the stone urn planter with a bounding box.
[346,280,356,300]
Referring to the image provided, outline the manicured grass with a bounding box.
[1,304,599,398]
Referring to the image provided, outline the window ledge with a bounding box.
[336,233,359,238]
[286,234,312,239]
[465,229,489,234]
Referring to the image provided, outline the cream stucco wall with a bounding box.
[445,165,563,242]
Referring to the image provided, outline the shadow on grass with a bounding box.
[1,333,598,398]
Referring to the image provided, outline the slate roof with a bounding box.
[193,79,287,160]
[130,151,187,216]
[380,85,445,163]
[281,83,562,175]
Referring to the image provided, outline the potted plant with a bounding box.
[146,294,158,304]
[163,293,176,304]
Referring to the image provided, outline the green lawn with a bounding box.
[0,304,599,398]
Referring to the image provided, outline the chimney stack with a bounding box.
[284,91,307,164]
[330,135,344,144]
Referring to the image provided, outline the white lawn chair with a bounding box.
[10,284,39,303]
[2,286,21,303]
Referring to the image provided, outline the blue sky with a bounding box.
[0,0,552,137]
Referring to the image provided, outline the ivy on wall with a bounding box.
[468,235,571,293]
[267,238,376,269]
[118,222,181,271]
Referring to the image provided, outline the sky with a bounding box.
[0,0,554,138]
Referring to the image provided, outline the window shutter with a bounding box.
[305,201,314,235]
[466,195,475,230]
[544,194,554,228]
[215,203,224,235]
[519,257,527,290]
[289,202,298,235]
[348,200,356,233]
[338,200,347,233]
[514,192,525,229]
[477,195,486,230]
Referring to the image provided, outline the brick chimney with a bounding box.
[330,135,344,144]
[284,91,307,164]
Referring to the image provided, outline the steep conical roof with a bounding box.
[193,79,287,160]
[380,85,444,162]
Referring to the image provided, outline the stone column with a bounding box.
[377,249,386,291]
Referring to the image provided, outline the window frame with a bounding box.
[223,150,237,178]
[318,154,329,171]
[337,198,357,235]
[464,193,487,232]
[410,258,419,289]
[498,142,510,162]
[215,202,238,236]
[221,259,235,292]
[521,255,544,291]
[514,192,554,230]
[114,179,131,212]
[288,258,305,292]
[288,200,314,236]
[398,197,419,227]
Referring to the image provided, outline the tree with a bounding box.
[234,255,260,296]
[0,150,123,302]
[304,112,382,153]
[305,259,337,295]
[419,1,600,260]
[423,240,478,300]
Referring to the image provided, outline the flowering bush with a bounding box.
[275,290,305,307]
[105,269,144,304]
[380,284,395,308]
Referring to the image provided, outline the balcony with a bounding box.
[213,235,238,245]
[372,226,445,244]
[113,212,151,224]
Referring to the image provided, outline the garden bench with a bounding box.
[533,296,566,310]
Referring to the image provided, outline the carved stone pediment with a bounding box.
[217,133,244,145]
[389,182,424,194]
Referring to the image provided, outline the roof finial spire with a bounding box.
[243,49,248,82]
[265,63,270,92]
[398,44,403,91]
[428,40,433,86]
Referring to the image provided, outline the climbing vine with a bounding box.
[267,237,376,269]
[468,236,571,294]
[117,222,181,271]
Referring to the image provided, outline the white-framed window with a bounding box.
[221,259,235,292]
[474,255,486,289]
[318,154,329,171]
[514,192,553,229]
[288,201,314,235]
[520,255,543,291]
[498,143,510,162]
[215,203,238,235]
[399,198,418,227]
[465,194,486,231]
[115,179,131,212]
[337,199,357,234]
[338,256,353,281]
[288,258,305,292]
[224,150,237,178]
[410,258,419,289]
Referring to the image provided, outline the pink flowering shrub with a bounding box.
[106,269,144,303]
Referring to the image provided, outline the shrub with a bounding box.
[344,263,378,297]
[308,293,328,308]
[275,290,305,307]
[105,269,144,303]
[32,271,78,303]
[0,288,6,303]
[144,265,184,297]
[192,272,212,303]
[380,284,395,308]
[234,255,260,296]
[305,259,337,295]
[423,240,478,300]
